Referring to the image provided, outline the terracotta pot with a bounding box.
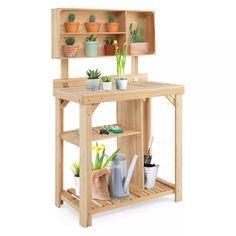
[105,22,119,32]
[85,22,101,32]
[130,42,149,55]
[62,45,79,57]
[104,44,115,56]
[64,22,80,33]
[92,168,111,200]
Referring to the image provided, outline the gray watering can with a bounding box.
[109,153,139,198]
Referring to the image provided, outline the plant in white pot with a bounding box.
[71,161,80,196]
[102,76,112,90]
[115,42,128,90]
[84,34,99,57]
[86,69,101,91]
[129,19,149,55]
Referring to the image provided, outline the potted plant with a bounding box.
[84,34,99,57]
[62,37,79,58]
[129,19,149,55]
[71,161,80,196]
[105,15,119,32]
[85,15,101,32]
[115,42,128,90]
[104,37,117,56]
[64,13,80,33]
[86,69,101,91]
[102,76,112,90]
[92,143,119,200]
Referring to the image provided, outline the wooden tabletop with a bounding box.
[53,81,184,104]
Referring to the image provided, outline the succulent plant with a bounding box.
[105,36,116,45]
[108,15,116,23]
[86,69,101,79]
[89,15,96,22]
[65,37,75,45]
[102,76,112,82]
[86,34,97,42]
[68,13,75,23]
[129,19,146,43]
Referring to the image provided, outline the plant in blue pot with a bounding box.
[115,42,127,90]
[84,34,99,57]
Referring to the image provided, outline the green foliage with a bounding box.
[89,15,96,22]
[71,161,80,177]
[65,37,75,45]
[86,34,97,42]
[129,19,146,43]
[105,36,116,45]
[115,42,127,79]
[68,13,75,22]
[102,76,111,82]
[108,15,116,23]
[86,69,101,79]
[92,142,119,170]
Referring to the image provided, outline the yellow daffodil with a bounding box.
[92,143,105,153]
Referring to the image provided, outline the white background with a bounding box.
[0,0,236,235]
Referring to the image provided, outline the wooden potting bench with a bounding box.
[52,8,184,227]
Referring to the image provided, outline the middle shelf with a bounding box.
[61,124,141,146]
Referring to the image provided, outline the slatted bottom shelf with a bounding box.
[61,178,175,214]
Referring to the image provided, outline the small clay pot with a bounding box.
[85,22,101,32]
[62,45,79,57]
[105,22,119,32]
[104,44,115,56]
[64,22,80,33]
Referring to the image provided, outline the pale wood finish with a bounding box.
[91,103,100,114]
[60,100,69,109]
[54,80,184,104]
[79,104,92,227]
[61,124,141,147]
[52,9,155,58]
[131,56,138,74]
[143,98,152,154]
[61,179,174,214]
[117,99,144,191]
[61,59,69,78]
[55,98,64,207]
[166,95,175,106]
[175,95,182,202]
[53,73,148,88]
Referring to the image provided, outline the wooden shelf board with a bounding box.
[61,32,126,35]
[61,124,141,146]
[61,179,175,215]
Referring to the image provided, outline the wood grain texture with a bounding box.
[79,104,92,227]
[61,59,69,78]
[175,95,182,202]
[55,98,64,207]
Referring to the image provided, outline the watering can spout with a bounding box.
[123,155,139,191]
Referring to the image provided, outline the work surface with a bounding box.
[53,81,184,104]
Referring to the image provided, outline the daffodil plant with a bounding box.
[115,42,127,79]
[92,142,119,170]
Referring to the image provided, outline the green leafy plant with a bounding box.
[68,13,75,22]
[86,34,97,42]
[86,69,101,79]
[102,76,111,82]
[89,15,96,22]
[108,15,116,23]
[65,37,75,45]
[105,36,117,45]
[92,143,119,170]
[129,19,146,43]
[115,42,127,79]
[71,161,80,177]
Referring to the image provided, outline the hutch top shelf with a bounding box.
[52,8,155,58]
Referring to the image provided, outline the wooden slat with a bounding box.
[166,95,175,106]
[157,177,175,189]
[61,190,80,211]
[61,124,141,147]
[175,95,182,202]
[79,104,92,227]
[61,59,68,79]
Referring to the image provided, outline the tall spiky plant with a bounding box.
[115,42,127,79]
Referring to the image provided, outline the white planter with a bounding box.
[75,176,80,196]
[86,79,100,91]
[102,82,112,90]
[144,165,159,189]
[115,78,128,90]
